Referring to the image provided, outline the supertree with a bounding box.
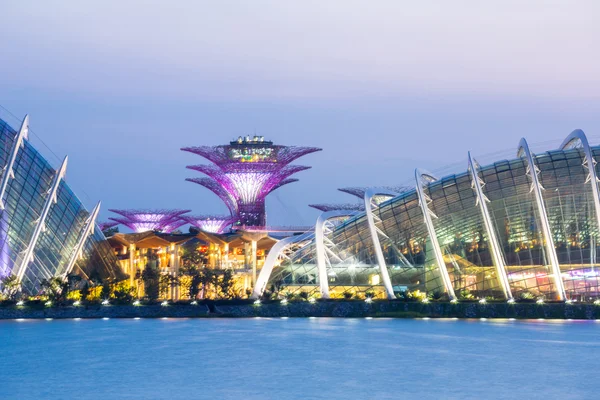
[97,221,119,231]
[108,209,191,233]
[337,186,411,199]
[182,136,321,227]
[308,203,365,212]
[182,215,236,234]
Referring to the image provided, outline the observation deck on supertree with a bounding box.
[182,135,321,227]
[108,209,191,233]
[182,215,236,234]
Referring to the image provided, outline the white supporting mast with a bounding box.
[517,139,567,301]
[251,232,312,299]
[315,210,358,299]
[415,169,457,301]
[15,156,68,282]
[364,188,398,299]
[467,152,513,300]
[560,130,600,248]
[0,115,29,210]
[61,201,101,279]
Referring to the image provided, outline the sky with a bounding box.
[0,1,599,229]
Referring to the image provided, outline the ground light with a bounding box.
[565,299,573,304]
[16,300,24,306]
[190,301,198,305]
[73,300,81,306]
[594,299,600,306]
[133,300,141,306]
[450,299,458,303]
[536,299,544,304]
[308,298,316,304]
[479,298,487,304]
[280,298,288,305]
[44,301,51,307]
[364,297,373,304]
[253,300,261,306]
[101,299,110,306]
[161,301,168,306]
[507,298,515,304]
[421,298,429,304]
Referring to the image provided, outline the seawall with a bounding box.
[2,301,600,319]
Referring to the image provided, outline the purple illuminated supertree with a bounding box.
[108,209,191,233]
[308,203,366,212]
[182,136,321,227]
[338,186,410,199]
[182,215,236,234]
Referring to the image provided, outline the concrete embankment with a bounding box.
[2,301,600,319]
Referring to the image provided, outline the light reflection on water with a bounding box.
[1,318,598,400]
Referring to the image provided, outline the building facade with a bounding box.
[0,115,123,294]
[255,131,600,302]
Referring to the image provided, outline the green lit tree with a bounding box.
[0,274,20,301]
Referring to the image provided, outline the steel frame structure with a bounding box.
[251,231,314,299]
[517,138,567,300]
[315,210,359,298]
[15,156,68,282]
[467,152,513,300]
[364,188,398,299]
[415,169,457,301]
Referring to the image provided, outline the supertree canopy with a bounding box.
[182,136,321,227]
[308,203,366,212]
[98,221,119,231]
[182,215,236,234]
[108,209,191,233]
[338,186,411,199]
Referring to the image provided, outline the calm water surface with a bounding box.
[1,317,598,399]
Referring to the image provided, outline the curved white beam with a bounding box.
[0,115,29,210]
[315,210,358,299]
[415,169,457,300]
[15,156,68,283]
[560,130,600,243]
[517,139,567,300]
[468,152,513,300]
[251,231,312,299]
[61,201,101,279]
[364,188,398,299]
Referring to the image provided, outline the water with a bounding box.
[1,318,598,399]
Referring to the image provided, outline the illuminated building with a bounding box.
[108,229,278,298]
[182,136,321,227]
[254,130,600,302]
[108,209,191,233]
[182,215,236,234]
[0,114,123,294]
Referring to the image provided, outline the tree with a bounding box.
[180,245,207,270]
[112,280,135,304]
[159,274,179,299]
[1,274,20,301]
[218,270,235,299]
[100,279,112,300]
[40,277,70,304]
[142,266,160,302]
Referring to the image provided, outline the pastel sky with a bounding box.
[1,1,599,229]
